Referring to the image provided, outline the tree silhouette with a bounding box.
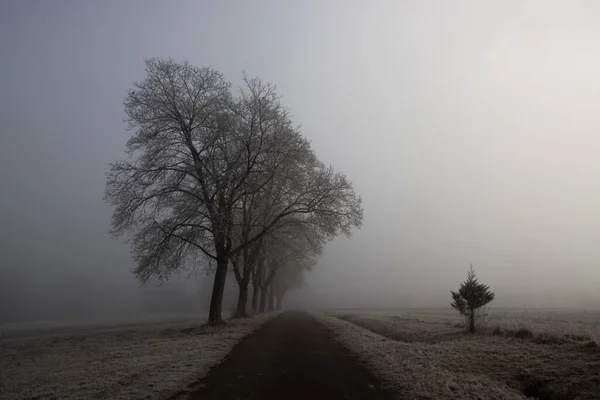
[105,58,363,324]
[451,265,495,333]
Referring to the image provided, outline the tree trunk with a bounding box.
[235,282,249,318]
[468,310,475,333]
[251,283,259,313]
[275,294,282,311]
[252,257,263,314]
[259,287,267,313]
[268,289,275,312]
[208,255,228,325]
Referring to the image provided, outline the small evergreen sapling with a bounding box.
[451,265,495,333]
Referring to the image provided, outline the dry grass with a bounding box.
[333,312,464,343]
[316,309,600,400]
[327,307,600,344]
[0,313,276,400]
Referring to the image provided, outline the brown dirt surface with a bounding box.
[176,311,394,400]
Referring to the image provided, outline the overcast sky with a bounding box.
[1,0,600,319]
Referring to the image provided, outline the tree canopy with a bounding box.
[451,265,495,333]
[106,58,363,323]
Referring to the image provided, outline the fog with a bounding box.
[1,0,599,323]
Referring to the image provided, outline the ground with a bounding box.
[317,308,600,400]
[171,311,392,400]
[2,308,599,399]
[0,314,276,400]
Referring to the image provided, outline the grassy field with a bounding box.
[0,314,275,400]
[316,308,600,400]
[2,308,598,399]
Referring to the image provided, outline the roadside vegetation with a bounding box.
[0,314,276,400]
[321,309,600,399]
[105,58,363,325]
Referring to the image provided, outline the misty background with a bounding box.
[1,0,600,323]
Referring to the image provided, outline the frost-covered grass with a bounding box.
[0,314,276,400]
[326,307,600,345]
[315,310,600,399]
[333,312,463,343]
[325,307,600,339]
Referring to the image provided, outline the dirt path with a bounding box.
[178,311,393,400]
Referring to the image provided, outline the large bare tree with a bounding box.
[106,58,363,324]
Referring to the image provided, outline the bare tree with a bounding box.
[273,262,306,311]
[230,236,264,317]
[251,252,265,313]
[106,59,363,324]
[253,224,321,313]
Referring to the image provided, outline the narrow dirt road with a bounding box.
[178,311,393,400]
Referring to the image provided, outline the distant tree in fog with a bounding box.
[105,58,363,324]
[252,226,321,313]
[450,265,495,333]
[273,262,306,311]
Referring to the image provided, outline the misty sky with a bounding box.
[1,0,600,318]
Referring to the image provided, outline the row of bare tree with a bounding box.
[105,58,363,324]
